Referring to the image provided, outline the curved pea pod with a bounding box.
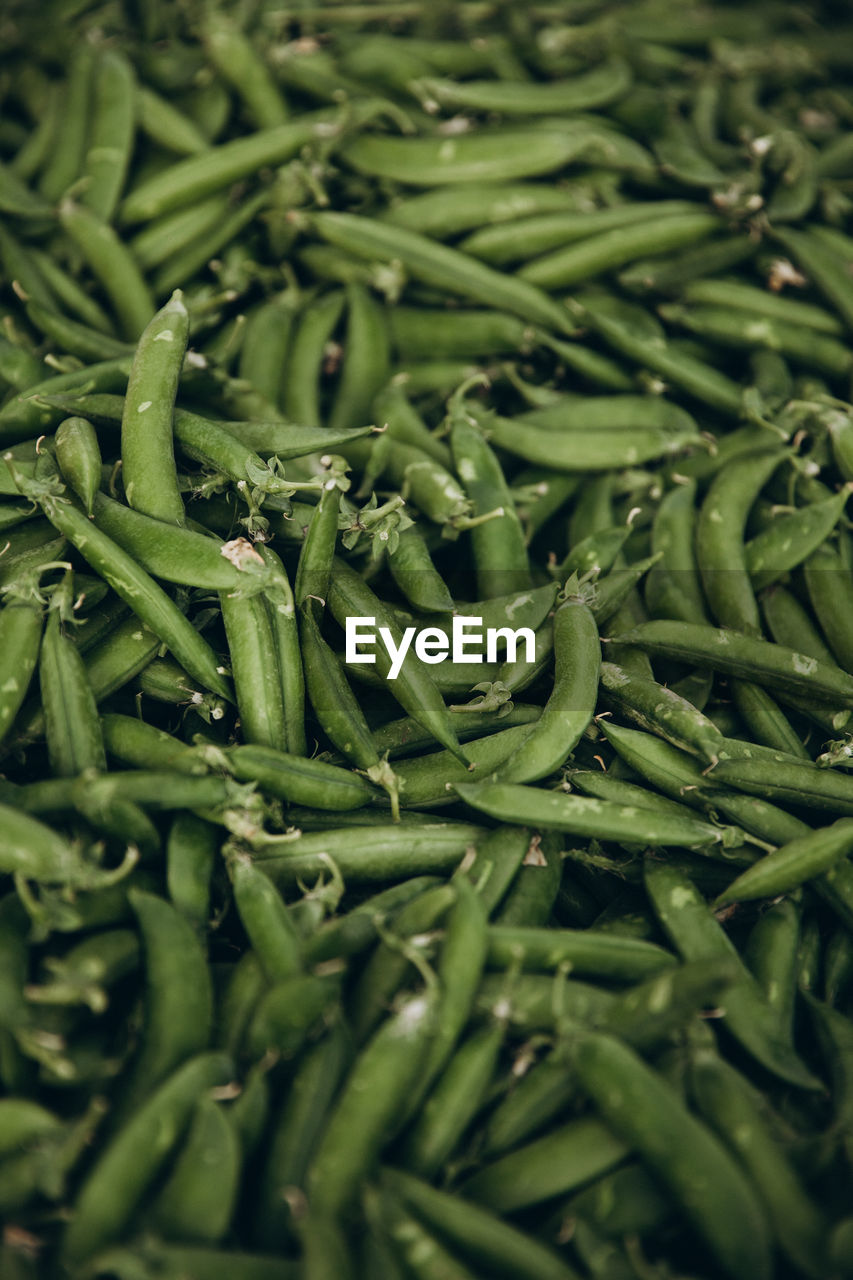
[91,492,269,591]
[5,456,232,702]
[143,1095,240,1245]
[54,416,102,516]
[601,956,740,1049]
[461,1114,629,1212]
[689,1046,829,1278]
[72,774,160,859]
[390,724,536,809]
[58,200,154,342]
[485,923,675,980]
[119,109,336,223]
[39,608,106,779]
[712,755,853,816]
[802,542,853,675]
[643,858,821,1091]
[388,1167,580,1280]
[0,586,44,748]
[662,300,853,377]
[479,409,699,470]
[257,823,483,886]
[112,890,214,1126]
[696,447,788,636]
[300,210,574,334]
[245,972,341,1061]
[490,599,598,784]
[387,524,455,614]
[519,211,722,290]
[83,1244,296,1279]
[60,1051,234,1267]
[299,603,399,814]
[347,881,455,1045]
[328,556,468,765]
[771,226,853,333]
[228,855,302,985]
[306,987,439,1217]
[329,281,391,434]
[200,8,288,129]
[380,178,614,238]
[644,477,707,625]
[609,619,853,705]
[454,781,738,849]
[102,713,207,776]
[254,1020,353,1250]
[0,1099,63,1159]
[224,742,376,811]
[599,660,725,765]
[450,399,531,599]
[566,294,743,416]
[571,1030,772,1280]
[340,128,599,187]
[80,47,136,223]
[716,817,853,905]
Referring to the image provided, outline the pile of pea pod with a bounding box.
[5,0,853,1277]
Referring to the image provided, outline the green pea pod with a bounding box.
[120,289,187,524]
[299,603,400,815]
[254,1020,353,1250]
[120,110,336,222]
[689,1045,829,1278]
[307,987,439,1217]
[92,491,268,591]
[401,1019,503,1183]
[348,882,456,1043]
[40,608,107,778]
[302,211,573,334]
[328,556,468,765]
[462,1114,629,1211]
[144,1095,240,1245]
[5,457,232,701]
[609,619,853,706]
[58,201,155,342]
[387,524,455,614]
[485,923,675,980]
[572,1030,772,1280]
[61,1051,234,1267]
[0,804,81,883]
[389,1167,580,1280]
[450,405,530,599]
[454,781,737,849]
[0,582,44,746]
[643,858,821,1090]
[712,756,853,816]
[492,599,599,783]
[600,660,725,764]
[200,9,288,129]
[391,724,536,808]
[112,890,214,1126]
[257,822,482,886]
[228,855,303,986]
[53,417,103,516]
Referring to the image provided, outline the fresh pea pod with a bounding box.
[54,417,102,516]
[455,781,739,849]
[306,987,438,1217]
[609,619,853,705]
[572,1029,773,1280]
[61,1052,233,1267]
[5,456,232,702]
[643,858,821,1090]
[328,556,468,764]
